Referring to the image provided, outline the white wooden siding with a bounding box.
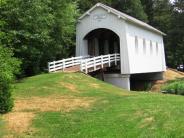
[126,22,166,74]
[76,7,130,74]
[76,5,166,75]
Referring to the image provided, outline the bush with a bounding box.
[0,46,21,113]
[0,79,13,113]
[162,79,184,95]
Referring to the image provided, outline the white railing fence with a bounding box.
[48,55,90,72]
[80,53,120,73]
[48,53,120,73]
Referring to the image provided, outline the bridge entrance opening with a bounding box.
[84,28,120,57]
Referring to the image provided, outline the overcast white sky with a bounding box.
[170,0,175,4]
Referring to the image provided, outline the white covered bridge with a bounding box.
[48,3,166,90]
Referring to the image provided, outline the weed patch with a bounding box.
[14,96,95,112]
[59,82,78,92]
[3,112,35,134]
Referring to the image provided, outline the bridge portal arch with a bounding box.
[83,28,120,57]
[76,5,130,74]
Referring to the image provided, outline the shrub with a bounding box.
[162,79,184,95]
[0,79,13,113]
[0,46,21,113]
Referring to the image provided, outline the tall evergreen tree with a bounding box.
[166,0,184,67]
[152,0,172,32]
[140,0,154,25]
[112,0,148,22]
[141,0,175,67]
[78,0,148,22]
[78,0,112,13]
[141,0,172,32]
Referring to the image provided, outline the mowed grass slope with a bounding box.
[0,72,184,138]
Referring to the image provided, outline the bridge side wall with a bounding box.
[125,22,166,74]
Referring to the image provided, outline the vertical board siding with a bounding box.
[126,22,166,74]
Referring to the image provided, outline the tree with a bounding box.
[140,0,154,25]
[77,0,112,13]
[1,0,79,76]
[112,0,148,22]
[141,0,177,68]
[166,0,184,67]
[0,0,21,113]
[141,0,172,32]
[78,0,148,22]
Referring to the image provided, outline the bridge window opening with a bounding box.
[150,40,153,55]
[135,36,138,54]
[156,42,159,55]
[143,38,146,54]
[84,28,120,57]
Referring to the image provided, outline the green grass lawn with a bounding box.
[1,72,184,138]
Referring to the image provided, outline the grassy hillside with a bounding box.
[0,72,184,138]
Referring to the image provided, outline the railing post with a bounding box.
[108,54,111,67]
[79,56,82,64]
[72,57,74,66]
[115,53,117,65]
[94,57,96,71]
[80,60,84,71]
[80,59,83,71]
[48,62,50,72]
[62,59,65,71]
[78,56,81,65]
[53,61,56,72]
[85,59,88,74]
[101,56,103,68]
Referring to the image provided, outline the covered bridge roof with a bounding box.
[78,3,166,36]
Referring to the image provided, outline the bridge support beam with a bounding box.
[104,74,130,90]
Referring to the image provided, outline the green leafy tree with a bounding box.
[0,1,21,113]
[1,0,79,76]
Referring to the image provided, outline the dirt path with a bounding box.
[151,68,184,92]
